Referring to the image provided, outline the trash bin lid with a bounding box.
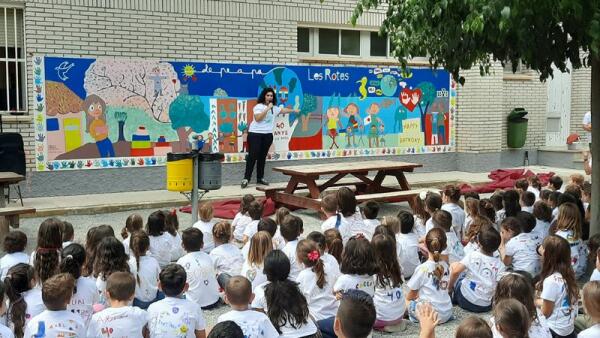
[167,152,196,161]
[508,108,528,121]
[198,152,225,161]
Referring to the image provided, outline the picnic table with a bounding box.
[0,172,35,241]
[257,160,424,211]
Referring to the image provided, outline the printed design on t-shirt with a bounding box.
[466,256,500,294]
[451,240,464,258]
[150,310,195,337]
[246,267,257,282]
[236,320,265,338]
[36,319,80,337]
[353,279,374,292]
[386,287,404,302]
[429,268,449,291]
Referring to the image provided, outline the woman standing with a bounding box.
[242,88,298,188]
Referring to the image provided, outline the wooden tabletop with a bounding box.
[0,172,24,184]
[273,160,422,176]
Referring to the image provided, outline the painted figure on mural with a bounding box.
[379,124,386,147]
[366,103,383,148]
[430,111,440,145]
[325,106,343,149]
[149,67,167,97]
[394,104,408,133]
[343,103,361,147]
[84,94,115,158]
[437,112,447,145]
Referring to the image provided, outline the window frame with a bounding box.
[0,3,27,114]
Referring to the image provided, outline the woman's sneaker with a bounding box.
[241,179,249,188]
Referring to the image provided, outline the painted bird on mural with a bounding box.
[357,77,368,100]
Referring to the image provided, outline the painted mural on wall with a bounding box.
[33,56,456,171]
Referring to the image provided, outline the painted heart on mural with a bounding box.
[399,88,422,111]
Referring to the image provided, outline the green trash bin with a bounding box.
[507,108,528,148]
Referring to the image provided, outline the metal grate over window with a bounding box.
[0,5,26,113]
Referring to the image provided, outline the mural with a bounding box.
[33,56,456,171]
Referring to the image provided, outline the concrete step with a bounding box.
[538,146,586,169]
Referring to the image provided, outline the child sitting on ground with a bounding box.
[337,187,370,243]
[324,228,343,264]
[128,231,161,309]
[241,231,272,290]
[94,237,130,307]
[24,273,85,337]
[334,289,377,338]
[514,178,529,194]
[532,201,552,239]
[122,213,143,256]
[242,218,278,259]
[165,209,185,261]
[241,201,263,243]
[0,230,28,279]
[88,272,149,338]
[0,281,12,337]
[5,263,44,337]
[334,236,377,297]
[554,202,587,279]
[424,192,443,235]
[441,185,465,241]
[148,264,207,338]
[207,321,244,338]
[493,299,532,338]
[61,243,99,325]
[411,194,430,238]
[146,211,172,268]
[217,276,278,337]
[396,211,420,279]
[272,207,289,250]
[232,194,255,243]
[321,193,346,232]
[61,221,74,248]
[177,228,220,309]
[362,201,381,229]
[527,175,542,200]
[432,210,464,264]
[547,175,563,191]
[580,281,600,337]
[520,191,536,213]
[499,217,540,277]
[193,203,217,253]
[591,248,600,281]
[280,214,304,280]
[210,221,244,288]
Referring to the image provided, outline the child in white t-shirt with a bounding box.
[395,212,420,278]
[320,193,346,232]
[532,201,552,239]
[333,289,377,338]
[61,221,74,249]
[423,192,443,236]
[535,236,579,337]
[242,218,279,259]
[554,202,587,279]
[307,231,341,283]
[406,228,453,324]
[60,243,99,326]
[218,276,279,338]
[210,221,244,289]
[580,281,600,338]
[165,209,185,262]
[241,231,272,291]
[520,191,536,214]
[590,247,600,282]
[232,194,255,243]
[193,203,217,253]
[93,236,131,308]
[4,263,44,337]
[176,228,220,309]
[499,217,540,277]
[0,280,13,338]
[128,231,161,309]
[492,299,533,338]
[333,236,377,297]
[449,225,505,313]
[441,185,465,240]
[462,198,480,239]
[280,215,304,280]
[121,213,143,256]
[241,201,263,244]
[432,210,464,264]
[273,207,290,250]
[87,272,149,338]
[148,264,207,338]
[24,273,86,338]
[411,194,429,238]
[146,211,174,268]
[0,230,29,279]
[336,188,371,243]
[361,201,381,229]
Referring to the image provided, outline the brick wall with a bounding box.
[502,78,547,149]
[570,66,591,136]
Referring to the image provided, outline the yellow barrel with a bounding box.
[166,152,194,192]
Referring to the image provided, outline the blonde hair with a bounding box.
[465,198,480,218]
[583,281,600,321]
[275,207,290,226]
[248,231,272,266]
[425,228,447,283]
[199,203,214,222]
[556,202,582,240]
[381,216,400,234]
[569,173,585,187]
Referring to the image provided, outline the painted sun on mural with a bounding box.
[32,56,456,171]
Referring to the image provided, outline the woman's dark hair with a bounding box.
[324,229,343,263]
[502,190,521,217]
[93,237,130,280]
[35,218,63,284]
[4,263,34,338]
[371,234,402,288]
[130,231,150,285]
[3,230,27,253]
[264,251,310,334]
[297,240,326,289]
[164,210,179,236]
[257,87,277,105]
[60,243,86,280]
[336,187,357,217]
[537,236,579,308]
[83,224,115,277]
[146,210,166,237]
[341,236,377,275]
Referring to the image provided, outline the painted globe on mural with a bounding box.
[380,75,398,97]
[260,67,303,122]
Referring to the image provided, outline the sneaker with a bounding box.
[382,320,407,333]
[257,179,269,186]
[241,179,249,188]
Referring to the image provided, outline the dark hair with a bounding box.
[263,250,290,282]
[537,236,579,308]
[514,178,529,191]
[159,264,187,297]
[371,234,402,288]
[146,210,166,237]
[361,201,379,220]
[181,227,203,252]
[478,225,501,255]
[321,193,338,214]
[297,240,326,289]
[494,272,538,323]
[239,194,256,213]
[564,184,582,200]
[337,187,357,217]
[521,191,536,207]
[35,218,63,284]
[61,221,74,242]
[265,278,310,334]
[340,236,377,275]
[465,216,493,243]
[456,316,492,338]
[42,273,75,311]
[479,199,497,223]
[324,229,343,263]
[336,289,376,338]
[539,189,552,201]
[106,271,136,301]
[122,213,143,240]
[93,237,129,280]
[3,230,27,253]
[432,210,452,232]
[257,87,277,105]
[207,321,244,338]
[549,175,563,190]
[549,190,562,207]
[212,221,232,245]
[503,190,521,217]
[528,176,542,190]
[306,231,326,253]
[587,233,600,263]
[424,192,442,213]
[280,215,302,241]
[515,211,536,233]
[463,191,480,200]
[84,224,115,276]
[225,276,252,306]
[493,299,531,338]
[247,201,263,221]
[130,231,150,285]
[500,217,522,236]
[490,191,505,212]
[373,224,395,240]
[164,210,179,236]
[258,217,277,237]
[397,211,414,234]
[60,243,86,280]
[533,201,552,223]
[425,228,447,285]
[4,263,34,338]
[442,185,461,202]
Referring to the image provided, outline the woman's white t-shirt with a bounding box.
[0,252,28,279]
[176,251,220,307]
[333,274,375,297]
[149,232,173,268]
[441,203,465,239]
[249,104,281,134]
[505,232,541,276]
[232,212,252,242]
[209,243,244,276]
[147,297,206,338]
[555,229,586,279]
[88,306,149,338]
[24,310,85,338]
[459,251,506,307]
[218,309,279,338]
[241,261,267,291]
[68,276,99,326]
[193,219,217,253]
[407,260,453,323]
[396,232,420,278]
[296,267,339,321]
[128,255,160,302]
[540,272,577,336]
[22,288,45,325]
[374,280,406,322]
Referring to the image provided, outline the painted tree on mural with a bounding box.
[299,94,317,132]
[169,94,210,152]
[416,82,436,133]
[349,0,600,234]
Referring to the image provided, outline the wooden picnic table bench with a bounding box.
[0,172,36,243]
[264,160,423,212]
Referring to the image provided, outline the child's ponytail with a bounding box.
[426,228,447,284]
[296,240,326,289]
[60,243,86,280]
[130,231,150,285]
[5,263,34,338]
[123,213,143,240]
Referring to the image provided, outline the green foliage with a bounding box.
[168,94,210,133]
[417,82,436,107]
[274,68,284,85]
[300,94,317,116]
[289,77,298,93]
[349,0,599,83]
[114,110,127,123]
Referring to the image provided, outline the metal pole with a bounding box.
[191,152,199,225]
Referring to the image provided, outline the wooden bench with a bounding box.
[256,177,368,200]
[0,206,36,228]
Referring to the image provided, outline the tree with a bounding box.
[169,94,210,152]
[300,94,317,132]
[114,111,127,142]
[350,0,600,235]
[416,82,436,133]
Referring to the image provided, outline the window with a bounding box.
[504,60,530,74]
[318,28,338,55]
[297,27,310,53]
[0,5,26,113]
[370,32,388,57]
[341,30,360,56]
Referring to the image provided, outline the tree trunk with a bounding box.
[173,127,192,153]
[590,55,600,237]
[117,121,125,142]
[301,113,311,132]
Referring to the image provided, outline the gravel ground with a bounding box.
[15,202,490,338]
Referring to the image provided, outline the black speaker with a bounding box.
[0,132,26,176]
